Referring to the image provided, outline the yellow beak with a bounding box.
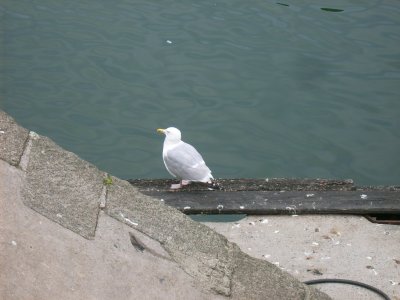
[157,128,165,134]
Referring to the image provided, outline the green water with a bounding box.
[1,1,400,185]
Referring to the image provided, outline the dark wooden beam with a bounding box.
[127,178,400,215]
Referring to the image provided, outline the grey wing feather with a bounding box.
[164,142,212,181]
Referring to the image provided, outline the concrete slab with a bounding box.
[0,109,331,299]
[0,110,29,166]
[21,134,104,239]
[0,160,223,300]
[204,215,400,300]
[105,176,330,299]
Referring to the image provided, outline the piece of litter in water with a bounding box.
[366,256,373,260]
[312,242,319,246]
[274,230,280,234]
[239,206,244,209]
[11,241,17,246]
[217,204,223,210]
[160,198,164,202]
[166,40,172,44]
[306,193,315,198]
[183,206,190,210]
[291,214,299,217]
[360,194,368,199]
[232,223,240,228]
[389,280,398,286]
[260,219,268,224]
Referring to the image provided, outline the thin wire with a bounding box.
[304,278,391,300]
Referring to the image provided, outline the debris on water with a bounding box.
[389,280,399,286]
[232,223,240,229]
[183,206,190,210]
[366,256,373,260]
[360,194,368,199]
[306,193,315,198]
[312,242,319,246]
[11,240,17,246]
[166,40,172,44]
[160,198,164,202]
[217,204,223,210]
[239,206,244,209]
[259,219,269,224]
[291,214,299,217]
[265,178,269,182]
[274,230,280,234]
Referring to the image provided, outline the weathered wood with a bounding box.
[127,179,400,215]
[128,178,356,191]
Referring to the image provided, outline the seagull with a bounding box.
[157,127,214,189]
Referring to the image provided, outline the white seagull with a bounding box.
[157,127,214,189]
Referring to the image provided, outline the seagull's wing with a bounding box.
[163,142,212,182]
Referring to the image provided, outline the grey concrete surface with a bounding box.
[0,109,331,299]
[0,161,221,300]
[205,215,400,300]
[21,133,104,239]
[0,110,29,166]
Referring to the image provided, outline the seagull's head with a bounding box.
[157,127,182,142]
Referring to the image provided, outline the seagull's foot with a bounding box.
[181,180,191,186]
[169,183,182,190]
[169,180,191,190]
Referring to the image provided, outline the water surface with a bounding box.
[1,0,400,185]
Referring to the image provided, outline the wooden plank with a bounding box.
[128,178,356,191]
[127,179,400,215]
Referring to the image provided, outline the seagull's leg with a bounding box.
[181,180,191,186]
